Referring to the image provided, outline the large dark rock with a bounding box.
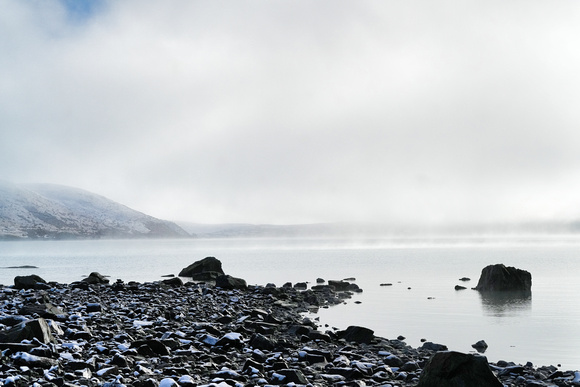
[14,274,48,290]
[19,302,67,320]
[179,256,225,278]
[82,272,110,284]
[417,351,502,387]
[215,274,247,290]
[337,325,374,344]
[0,318,55,344]
[474,264,532,292]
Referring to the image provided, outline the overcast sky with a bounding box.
[2,1,580,225]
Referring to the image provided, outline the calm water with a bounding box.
[0,236,579,370]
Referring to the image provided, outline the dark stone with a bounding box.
[328,280,351,291]
[384,354,404,367]
[215,274,247,290]
[249,333,275,351]
[14,274,47,290]
[417,351,502,387]
[472,340,489,353]
[287,325,311,336]
[132,339,170,356]
[0,315,27,326]
[242,358,265,373]
[215,332,243,349]
[82,272,109,284]
[12,352,58,368]
[338,325,374,344]
[275,369,309,384]
[454,285,467,290]
[459,277,471,281]
[178,256,224,278]
[474,264,532,292]
[308,330,331,342]
[19,302,66,319]
[421,342,448,352]
[85,303,102,313]
[294,282,308,290]
[162,277,183,287]
[0,318,55,344]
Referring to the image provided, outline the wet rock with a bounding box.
[474,264,532,292]
[417,351,502,387]
[421,342,448,352]
[162,277,183,287]
[132,339,171,356]
[328,280,352,291]
[472,339,488,353]
[86,302,102,313]
[12,351,59,368]
[0,317,55,344]
[454,285,466,290]
[215,274,247,290]
[338,325,374,344]
[178,256,224,278]
[82,272,110,284]
[14,274,48,290]
[275,369,309,384]
[19,302,66,320]
[215,332,243,348]
[249,333,275,351]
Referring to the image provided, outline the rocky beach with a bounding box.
[0,260,579,387]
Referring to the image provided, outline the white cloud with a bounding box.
[2,0,580,224]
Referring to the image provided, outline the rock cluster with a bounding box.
[0,273,578,386]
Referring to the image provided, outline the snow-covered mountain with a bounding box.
[0,182,190,240]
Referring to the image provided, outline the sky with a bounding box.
[2,0,580,225]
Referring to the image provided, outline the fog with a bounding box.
[2,1,580,225]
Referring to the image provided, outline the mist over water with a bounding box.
[0,235,579,370]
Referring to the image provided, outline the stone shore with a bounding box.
[0,276,579,387]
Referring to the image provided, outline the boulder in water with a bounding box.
[179,256,225,279]
[474,264,531,292]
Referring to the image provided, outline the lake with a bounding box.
[0,235,579,370]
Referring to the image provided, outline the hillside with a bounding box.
[0,182,190,240]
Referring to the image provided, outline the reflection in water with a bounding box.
[478,290,532,317]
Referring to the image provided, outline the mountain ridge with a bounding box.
[0,182,190,240]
